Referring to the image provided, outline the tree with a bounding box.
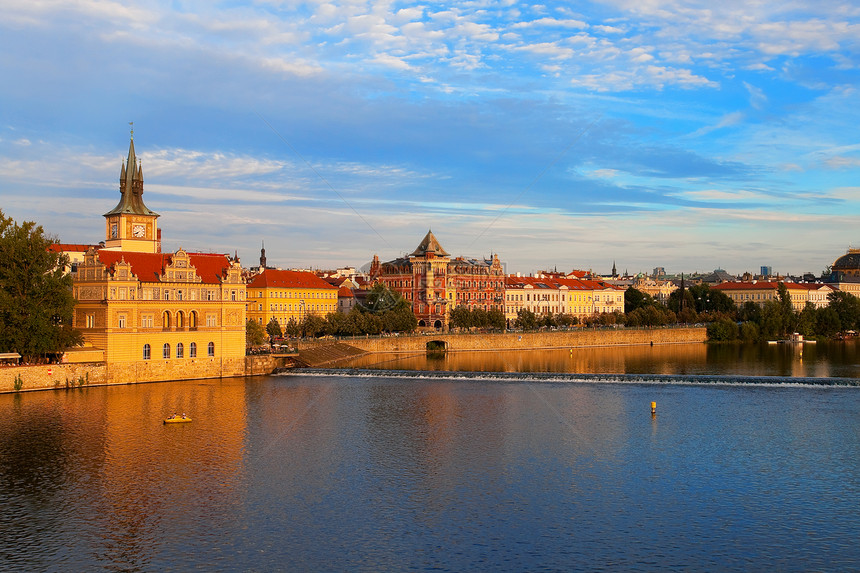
[0,210,81,360]
[246,319,266,346]
[689,284,735,314]
[827,291,860,332]
[707,318,739,341]
[514,308,537,330]
[266,317,282,340]
[624,287,654,313]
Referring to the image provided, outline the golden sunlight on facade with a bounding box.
[246,269,339,327]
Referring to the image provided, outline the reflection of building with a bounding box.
[70,137,247,379]
[711,281,834,311]
[370,230,505,329]
[246,269,338,327]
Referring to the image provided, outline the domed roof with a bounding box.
[833,249,860,270]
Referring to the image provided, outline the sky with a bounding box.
[1,1,859,277]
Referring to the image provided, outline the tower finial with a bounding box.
[129,121,134,140]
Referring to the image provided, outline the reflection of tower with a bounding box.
[260,241,267,270]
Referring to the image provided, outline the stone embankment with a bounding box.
[337,327,707,354]
[296,343,368,367]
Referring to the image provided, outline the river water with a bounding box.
[1,342,859,571]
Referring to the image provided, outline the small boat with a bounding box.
[163,415,192,424]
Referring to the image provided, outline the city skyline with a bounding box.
[1,1,859,276]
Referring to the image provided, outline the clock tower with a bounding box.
[103,135,159,253]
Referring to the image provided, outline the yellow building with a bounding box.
[711,281,834,311]
[246,268,339,327]
[70,137,247,379]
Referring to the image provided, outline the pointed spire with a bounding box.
[105,135,159,218]
[410,230,449,257]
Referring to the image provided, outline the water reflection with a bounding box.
[344,340,860,379]
[1,353,859,571]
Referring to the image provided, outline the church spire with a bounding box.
[104,136,159,218]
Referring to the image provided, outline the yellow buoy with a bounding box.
[650,401,657,415]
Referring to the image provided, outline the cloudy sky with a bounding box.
[1,1,859,276]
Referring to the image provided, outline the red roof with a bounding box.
[97,251,232,283]
[247,268,337,290]
[49,243,99,253]
[338,286,355,298]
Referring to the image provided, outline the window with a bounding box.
[163,311,171,329]
[177,311,185,329]
[177,290,183,301]
[176,343,184,358]
[141,315,153,328]
[86,314,94,328]
[143,344,151,360]
[163,343,170,359]
[189,311,198,329]
[207,314,216,327]
[231,290,237,301]
[190,342,197,358]
[208,342,215,357]
[118,314,126,328]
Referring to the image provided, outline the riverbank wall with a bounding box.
[330,327,707,354]
[0,354,297,394]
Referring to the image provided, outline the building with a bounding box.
[71,137,247,377]
[246,268,338,328]
[711,281,834,311]
[832,248,860,278]
[370,230,505,329]
[632,277,677,304]
[503,274,624,324]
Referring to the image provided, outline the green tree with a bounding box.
[0,211,81,360]
[266,317,283,340]
[514,308,537,330]
[707,318,739,341]
[827,291,860,332]
[486,308,506,330]
[689,284,735,314]
[246,319,266,346]
[624,287,654,313]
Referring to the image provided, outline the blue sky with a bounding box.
[1,1,859,276]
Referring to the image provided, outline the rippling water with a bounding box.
[1,352,859,570]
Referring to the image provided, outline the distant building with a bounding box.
[246,269,338,327]
[632,277,677,304]
[832,248,860,278]
[711,281,834,311]
[761,266,773,277]
[370,230,505,330]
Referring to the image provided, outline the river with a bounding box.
[1,341,858,571]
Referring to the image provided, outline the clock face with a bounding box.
[133,224,146,238]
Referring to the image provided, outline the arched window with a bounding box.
[177,311,185,329]
[163,343,170,359]
[176,343,184,358]
[189,311,198,329]
[163,311,171,330]
[143,344,151,360]
[190,342,197,358]
[207,341,215,357]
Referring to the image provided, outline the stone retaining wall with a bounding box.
[341,327,706,353]
[0,354,294,394]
